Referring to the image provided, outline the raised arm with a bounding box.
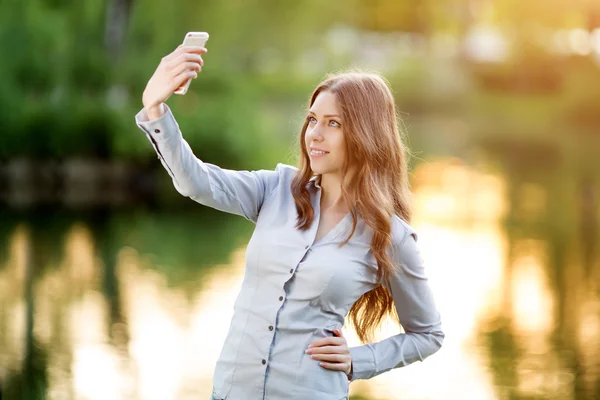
[135,44,280,222]
[135,104,280,223]
[348,227,444,381]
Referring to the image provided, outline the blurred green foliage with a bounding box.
[0,0,360,168]
[0,0,599,170]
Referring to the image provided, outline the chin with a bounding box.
[309,163,325,173]
[310,166,333,176]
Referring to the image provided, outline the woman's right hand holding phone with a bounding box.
[142,45,207,120]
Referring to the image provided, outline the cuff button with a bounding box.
[154,129,160,133]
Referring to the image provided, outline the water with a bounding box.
[0,157,598,400]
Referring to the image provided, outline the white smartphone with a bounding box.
[174,31,209,95]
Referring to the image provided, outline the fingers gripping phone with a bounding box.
[174,31,209,95]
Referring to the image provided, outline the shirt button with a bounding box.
[154,128,160,133]
[304,245,309,249]
[268,325,274,331]
[262,359,266,365]
[279,296,283,301]
[289,269,293,273]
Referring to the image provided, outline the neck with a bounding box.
[319,173,347,212]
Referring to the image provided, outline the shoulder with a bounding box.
[271,163,301,188]
[391,215,418,247]
[274,162,299,176]
[390,215,420,264]
[256,163,297,195]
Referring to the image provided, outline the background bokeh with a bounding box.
[1,0,599,399]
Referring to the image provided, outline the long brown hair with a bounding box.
[290,69,413,343]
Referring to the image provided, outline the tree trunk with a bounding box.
[104,0,134,64]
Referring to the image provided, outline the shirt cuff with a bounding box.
[349,344,377,381]
[134,103,180,143]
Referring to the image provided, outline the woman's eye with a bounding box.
[307,116,340,127]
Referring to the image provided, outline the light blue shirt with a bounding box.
[135,104,444,400]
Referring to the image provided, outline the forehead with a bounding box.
[309,91,339,114]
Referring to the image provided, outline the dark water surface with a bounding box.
[0,156,599,400]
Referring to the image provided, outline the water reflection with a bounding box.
[0,157,598,399]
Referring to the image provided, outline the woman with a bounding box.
[135,44,444,400]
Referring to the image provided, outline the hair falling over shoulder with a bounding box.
[291,69,414,343]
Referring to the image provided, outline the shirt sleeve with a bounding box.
[134,104,280,223]
[348,228,444,381]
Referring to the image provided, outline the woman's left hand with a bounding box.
[306,328,353,377]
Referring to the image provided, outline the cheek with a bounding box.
[305,127,315,140]
[335,136,346,159]
[336,150,346,165]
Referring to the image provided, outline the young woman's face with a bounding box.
[304,91,346,176]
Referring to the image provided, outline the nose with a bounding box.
[307,124,323,141]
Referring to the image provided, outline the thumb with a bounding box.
[334,329,344,337]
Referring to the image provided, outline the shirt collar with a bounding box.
[306,175,358,212]
[308,174,321,189]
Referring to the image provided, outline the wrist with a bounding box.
[145,102,165,121]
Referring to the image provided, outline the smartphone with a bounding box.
[174,31,209,95]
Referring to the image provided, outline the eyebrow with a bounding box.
[308,110,341,118]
